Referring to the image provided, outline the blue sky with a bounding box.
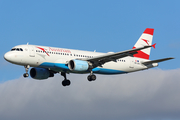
[0,0,180,81]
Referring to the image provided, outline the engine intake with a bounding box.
[30,68,53,80]
[68,60,89,72]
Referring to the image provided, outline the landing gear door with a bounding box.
[29,46,35,57]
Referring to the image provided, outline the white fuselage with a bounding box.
[4,44,157,75]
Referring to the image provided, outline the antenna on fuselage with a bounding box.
[27,42,29,45]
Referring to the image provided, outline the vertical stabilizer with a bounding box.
[132,28,154,59]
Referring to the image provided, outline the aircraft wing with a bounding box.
[81,45,152,68]
[142,57,174,65]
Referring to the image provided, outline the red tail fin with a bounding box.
[133,28,154,59]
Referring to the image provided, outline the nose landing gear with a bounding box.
[23,65,30,78]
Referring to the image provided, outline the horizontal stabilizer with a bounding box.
[142,57,174,65]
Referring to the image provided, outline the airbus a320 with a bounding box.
[4,28,174,86]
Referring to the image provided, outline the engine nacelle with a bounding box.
[68,60,89,72]
[30,68,51,80]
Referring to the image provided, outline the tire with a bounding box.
[62,80,67,86]
[91,75,96,81]
[87,75,92,81]
[23,73,29,78]
[66,80,71,86]
[62,80,71,86]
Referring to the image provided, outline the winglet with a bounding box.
[152,43,156,49]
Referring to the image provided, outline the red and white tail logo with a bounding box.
[133,28,154,60]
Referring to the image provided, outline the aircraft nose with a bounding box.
[4,52,13,62]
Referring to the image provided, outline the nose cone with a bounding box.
[4,52,13,62]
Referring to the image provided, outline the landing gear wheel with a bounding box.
[91,75,96,80]
[61,72,71,86]
[62,80,71,86]
[87,74,96,81]
[87,75,92,81]
[23,73,29,78]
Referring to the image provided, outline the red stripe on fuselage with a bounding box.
[36,47,50,56]
[132,47,149,59]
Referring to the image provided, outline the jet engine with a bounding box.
[68,59,89,72]
[30,67,54,80]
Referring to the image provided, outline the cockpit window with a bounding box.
[11,48,23,51]
[11,48,16,51]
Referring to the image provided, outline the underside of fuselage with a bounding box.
[39,62,128,75]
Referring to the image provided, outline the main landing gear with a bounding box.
[87,71,96,81]
[23,65,30,78]
[61,72,71,86]
[61,71,96,87]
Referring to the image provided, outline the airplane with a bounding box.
[4,28,174,86]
